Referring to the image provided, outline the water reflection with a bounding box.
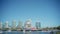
[24,31,31,34]
[2,30,60,34]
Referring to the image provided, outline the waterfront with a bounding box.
[0,30,60,34]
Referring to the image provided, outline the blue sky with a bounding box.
[0,0,60,28]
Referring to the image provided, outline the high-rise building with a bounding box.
[5,21,9,28]
[12,20,16,29]
[17,21,22,29]
[24,19,32,29]
[36,20,41,29]
[0,22,2,29]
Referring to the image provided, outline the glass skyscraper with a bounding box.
[36,21,41,29]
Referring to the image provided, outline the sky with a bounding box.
[0,0,60,28]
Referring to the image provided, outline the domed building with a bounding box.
[24,19,32,30]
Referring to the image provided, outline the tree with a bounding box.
[57,26,60,30]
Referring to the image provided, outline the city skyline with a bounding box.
[0,19,41,30]
[0,0,60,28]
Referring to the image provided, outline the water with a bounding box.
[0,31,58,34]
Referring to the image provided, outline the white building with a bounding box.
[24,19,32,29]
[0,22,2,29]
[5,21,9,28]
[17,21,22,28]
[12,20,16,29]
[17,21,23,30]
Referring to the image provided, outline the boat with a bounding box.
[0,31,3,33]
[23,30,25,33]
[7,30,11,32]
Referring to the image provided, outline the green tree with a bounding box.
[57,26,60,30]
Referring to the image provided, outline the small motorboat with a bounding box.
[0,31,3,33]
[23,30,25,33]
[7,30,11,32]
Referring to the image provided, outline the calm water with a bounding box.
[0,31,58,34]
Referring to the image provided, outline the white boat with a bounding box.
[23,30,25,33]
[0,31,3,33]
[29,31,31,32]
[7,30,11,32]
